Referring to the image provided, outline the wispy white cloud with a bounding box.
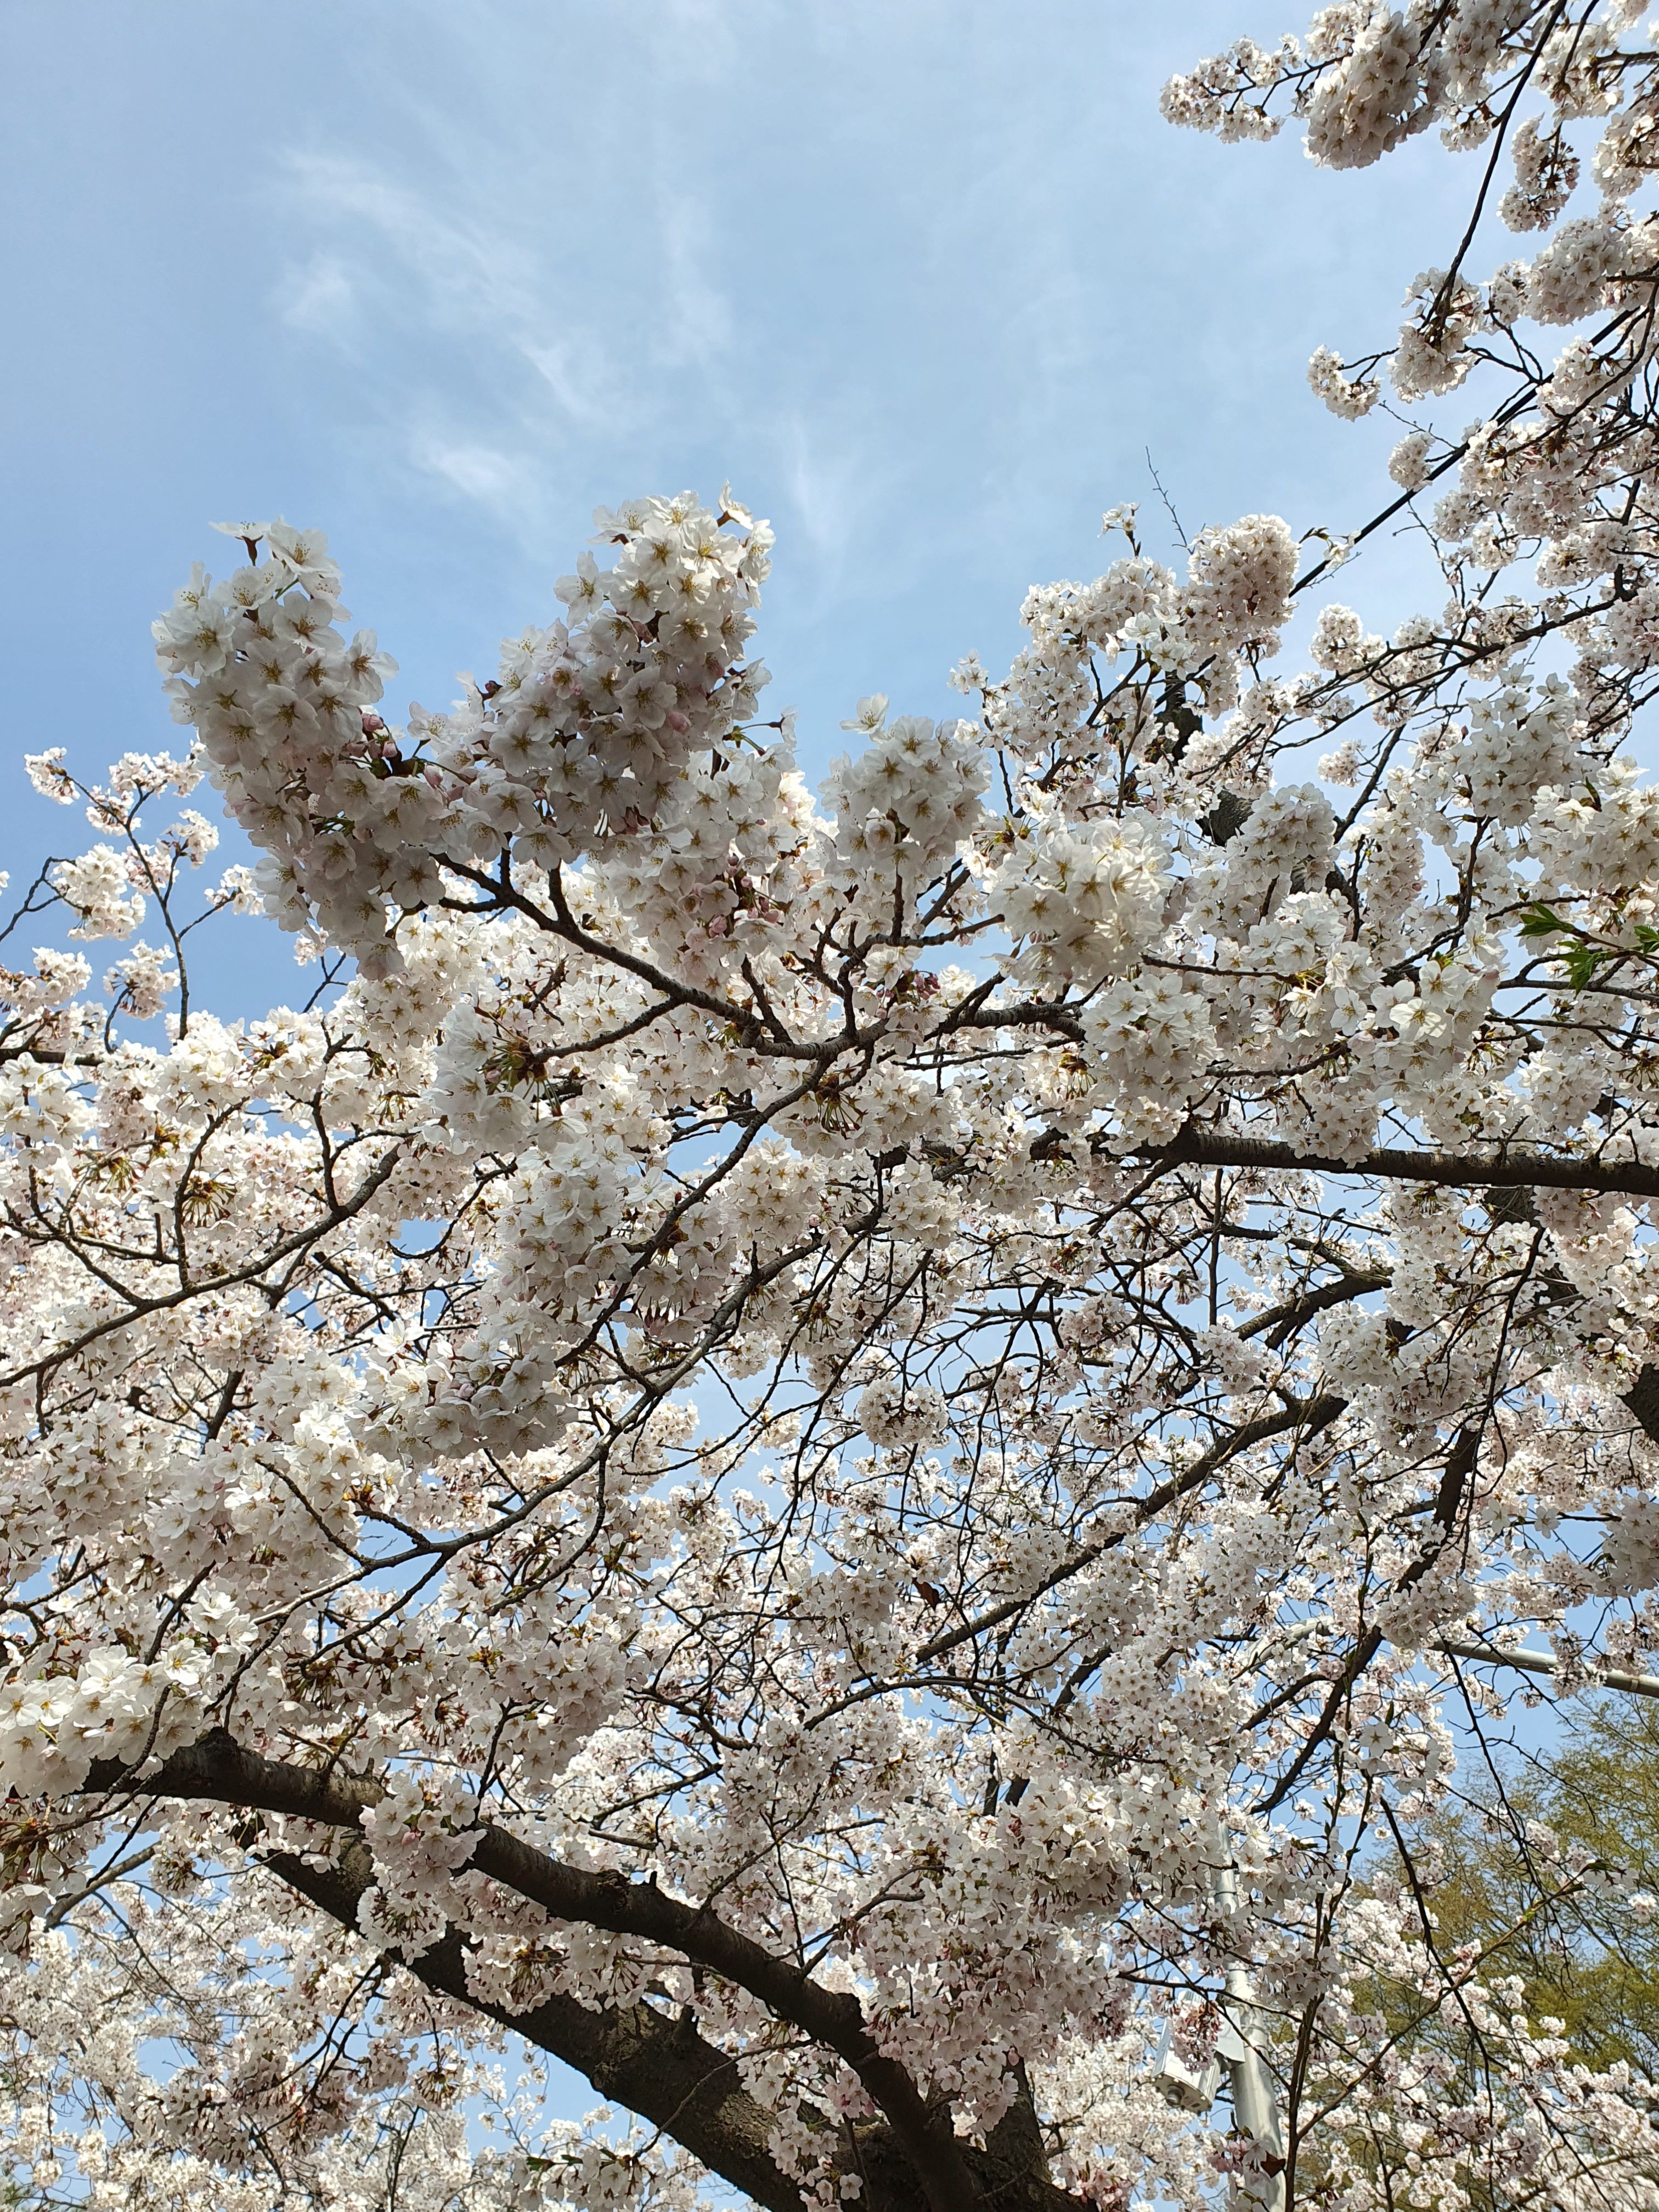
[266,142,634,544]
[246,0,1452,704]
[275,148,545,337]
[519,337,618,431]
[414,434,526,518]
[771,411,875,609]
[275,252,356,339]
[655,191,733,372]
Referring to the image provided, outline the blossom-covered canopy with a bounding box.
[7,9,1659,2212]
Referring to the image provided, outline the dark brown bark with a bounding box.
[1623,1361,1659,1442]
[83,1731,1077,2212]
[1138,1127,1659,1204]
[267,1840,809,2212]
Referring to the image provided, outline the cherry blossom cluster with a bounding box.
[155,496,772,978]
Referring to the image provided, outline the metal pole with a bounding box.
[1214,1865,1285,2212]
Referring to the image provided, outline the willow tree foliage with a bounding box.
[7,7,1659,2210]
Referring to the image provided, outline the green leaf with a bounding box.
[1519,903,1568,938]
[1562,942,1612,991]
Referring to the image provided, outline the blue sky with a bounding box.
[1,0,1454,1008]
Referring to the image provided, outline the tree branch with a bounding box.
[264,1839,809,2212]
[84,1730,1000,2212]
[916,1394,1346,1666]
[1132,1128,1659,1205]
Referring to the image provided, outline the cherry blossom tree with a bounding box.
[9,7,1659,2210]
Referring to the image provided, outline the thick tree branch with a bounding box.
[1128,1128,1659,1203]
[265,1841,810,2212]
[1132,1128,1659,1203]
[274,1837,1076,2212]
[84,1730,1002,2212]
